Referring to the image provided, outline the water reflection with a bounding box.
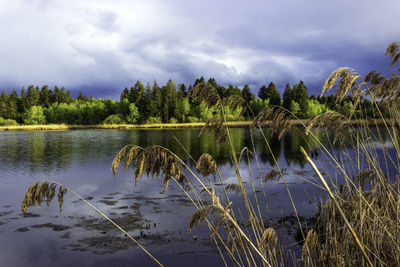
[0,127,393,174]
[0,127,395,267]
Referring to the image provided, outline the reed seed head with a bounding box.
[262,228,278,249]
[113,145,185,192]
[21,181,67,215]
[251,106,293,140]
[385,41,400,67]
[302,229,318,260]
[264,169,280,182]
[188,81,221,109]
[188,205,212,233]
[196,153,217,178]
[225,183,241,194]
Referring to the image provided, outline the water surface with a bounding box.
[0,127,393,266]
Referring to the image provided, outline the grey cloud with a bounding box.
[0,0,399,98]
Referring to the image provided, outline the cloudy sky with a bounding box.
[0,0,399,99]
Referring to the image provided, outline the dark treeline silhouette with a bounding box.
[0,77,376,125]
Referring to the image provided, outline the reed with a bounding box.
[21,41,400,266]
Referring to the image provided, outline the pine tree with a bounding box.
[120,88,129,101]
[39,85,50,107]
[8,89,18,120]
[292,80,309,118]
[282,83,292,111]
[26,85,39,108]
[128,86,136,103]
[242,84,252,103]
[52,86,60,103]
[65,90,73,103]
[176,84,189,122]
[142,83,153,121]
[258,85,268,100]
[77,91,88,101]
[132,81,146,122]
[267,82,281,106]
[152,81,162,118]
[161,80,177,122]
[194,77,205,87]
[0,91,7,118]
[59,87,68,103]
[227,84,241,96]
[178,84,187,97]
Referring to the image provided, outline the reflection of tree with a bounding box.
[283,128,310,167]
[1,127,391,175]
[29,132,45,172]
[259,131,282,166]
[0,133,19,169]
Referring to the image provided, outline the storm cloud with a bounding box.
[0,0,399,98]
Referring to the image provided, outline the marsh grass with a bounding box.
[22,41,400,266]
[0,122,253,131]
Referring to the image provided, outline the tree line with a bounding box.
[0,77,375,126]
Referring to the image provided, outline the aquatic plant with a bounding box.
[22,41,400,266]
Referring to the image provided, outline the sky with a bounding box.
[0,0,399,99]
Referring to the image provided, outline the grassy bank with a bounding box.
[0,121,249,131]
[0,118,388,132]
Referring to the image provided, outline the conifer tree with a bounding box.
[152,81,162,118]
[242,84,252,104]
[120,88,129,101]
[258,85,268,100]
[26,85,39,108]
[39,85,50,107]
[282,83,292,111]
[292,80,309,118]
[77,91,88,101]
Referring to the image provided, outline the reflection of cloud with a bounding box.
[76,184,100,195]
[0,0,399,98]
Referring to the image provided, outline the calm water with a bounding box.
[0,128,394,266]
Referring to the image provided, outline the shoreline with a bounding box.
[0,119,387,132]
[0,121,251,131]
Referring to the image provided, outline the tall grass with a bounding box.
[22,41,400,266]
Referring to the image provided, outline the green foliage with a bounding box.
[103,114,125,124]
[292,81,309,118]
[223,106,243,121]
[267,82,281,106]
[227,84,241,96]
[342,101,354,117]
[282,83,292,111]
[39,86,50,107]
[169,117,177,123]
[307,99,330,117]
[22,106,46,125]
[249,98,269,116]
[77,91,89,102]
[290,101,301,117]
[258,85,268,100]
[241,84,252,103]
[146,116,162,124]
[44,100,108,125]
[0,76,382,125]
[176,92,190,122]
[0,118,19,126]
[26,85,40,108]
[126,103,139,124]
[258,82,281,106]
[187,116,199,123]
[197,101,215,122]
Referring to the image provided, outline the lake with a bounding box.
[0,127,393,266]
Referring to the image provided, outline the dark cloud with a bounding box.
[0,0,399,99]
